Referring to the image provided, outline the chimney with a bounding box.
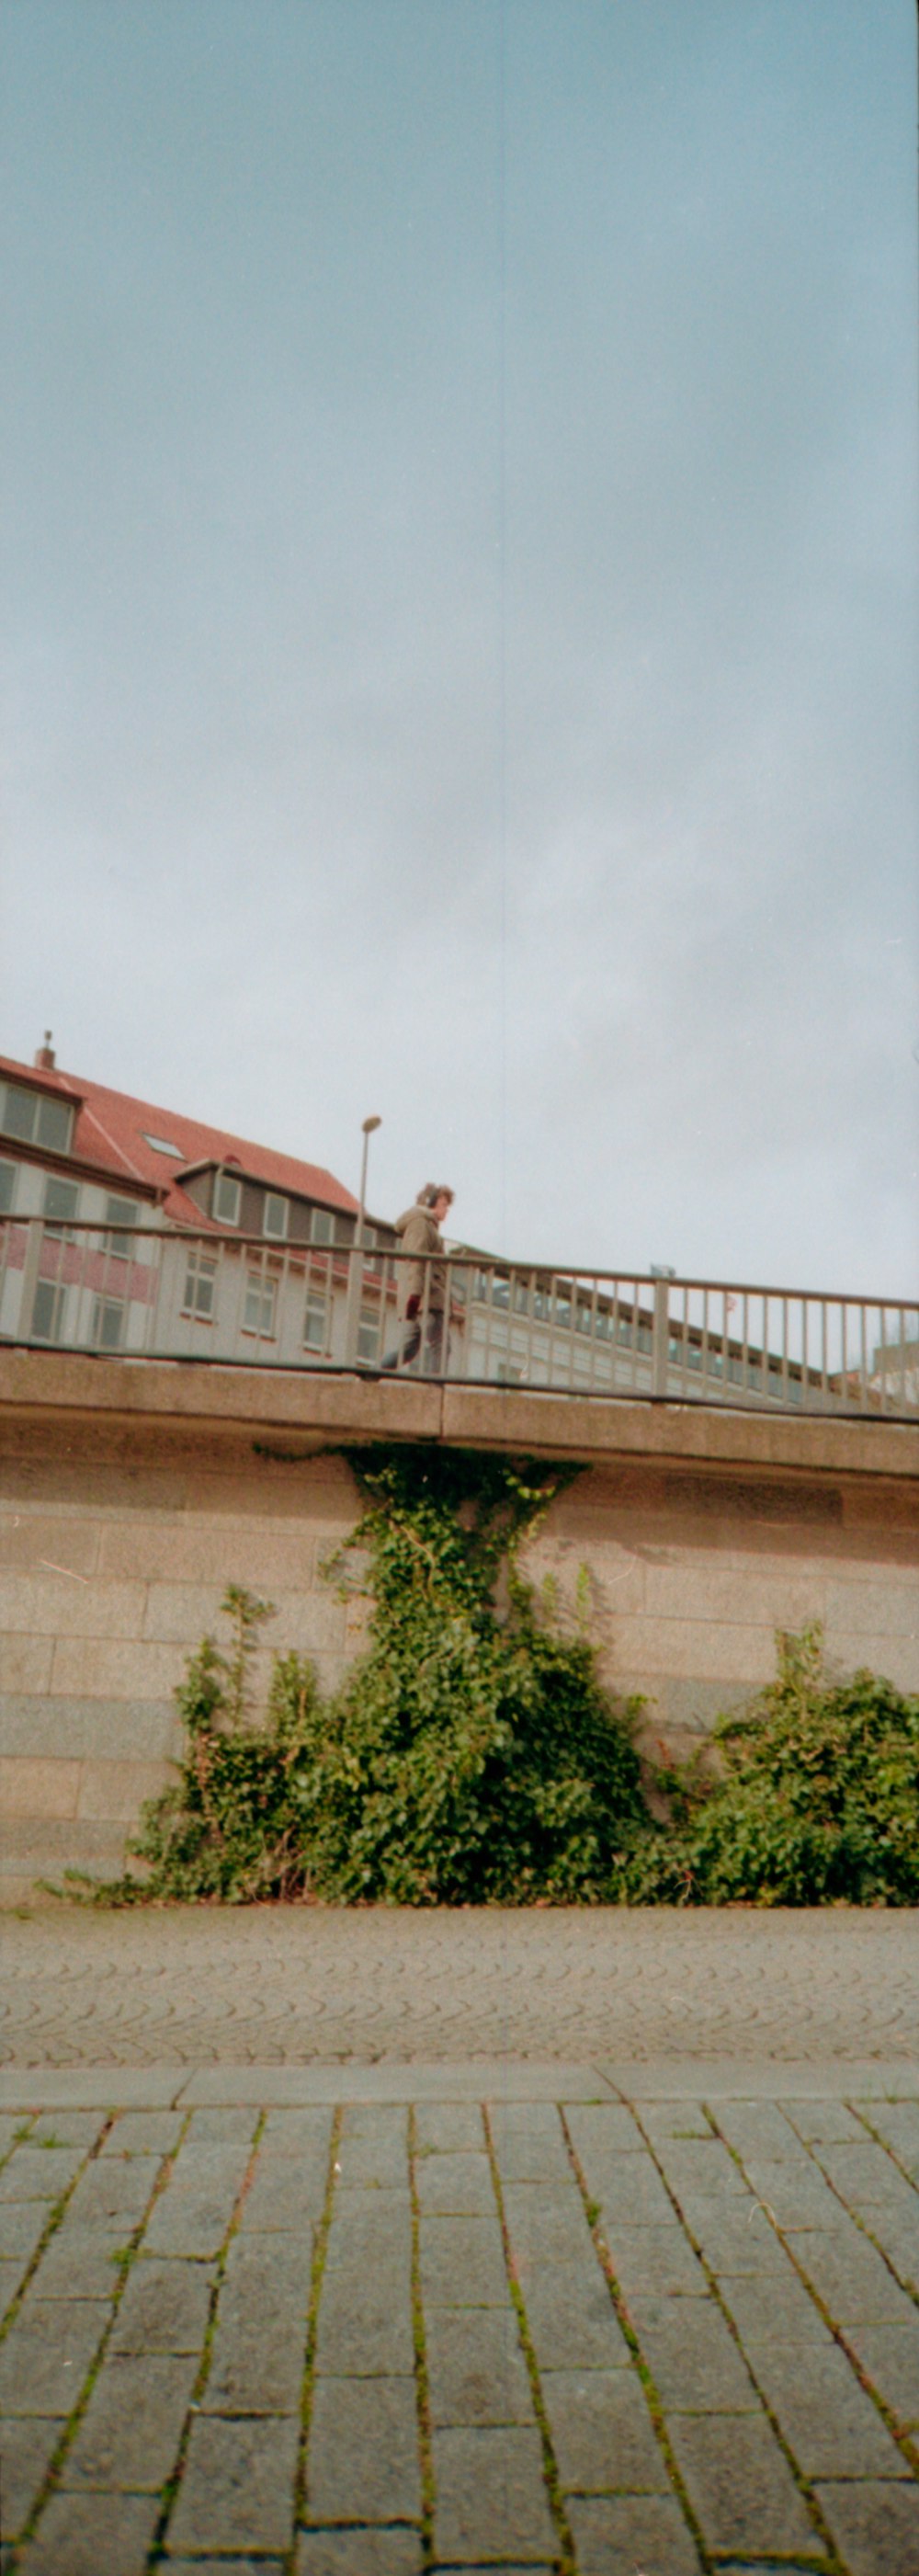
[34,1031,56,1070]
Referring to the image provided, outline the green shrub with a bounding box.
[629,1624,919,1906]
[91,1447,650,1906]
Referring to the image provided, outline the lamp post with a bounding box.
[357,1115,381,1251]
[346,1115,381,1363]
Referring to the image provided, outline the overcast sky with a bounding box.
[2,0,916,1293]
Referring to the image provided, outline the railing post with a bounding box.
[343,1242,361,1368]
[19,1218,44,1339]
[652,1272,673,1396]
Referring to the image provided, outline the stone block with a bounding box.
[425,2305,534,2426]
[298,2534,422,2576]
[415,2150,494,2215]
[261,2106,334,2158]
[1,1694,179,1761]
[858,2102,919,2175]
[143,2141,252,2258]
[502,2183,595,2273]
[0,1759,81,1819]
[845,2320,919,2428]
[541,2365,670,2494]
[0,1636,53,1695]
[489,2103,575,2182]
[111,2255,214,2354]
[0,2297,108,2415]
[49,1636,186,1699]
[102,2110,185,2158]
[32,2224,135,2300]
[431,2423,556,2563]
[314,2230,414,2377]
[0,2146,85,2203]
[336,2106,408,2188]
[666,2413,817,2558]
[717,2271,831,2350]
[599,2225,708,2300]
[0,2413,65,2540]
[814,2479,919,2576]
[75,1759,175,1820]
[0,2198,51,2265]
[414,2103,485,2154]
[16,2489,160,2574]
[790,2227,918,2325]
[306,2377,420,2523]
[575,2154,677,2228]
[0,1514,100,1576]
[239,2150,329,2236]
[747,2337,909,2479]
[68,2154,157,2228]
[567,2491,703,2575]
[168,2412,301,2555]
[566,2106,648,2162]
[419,2214,511,2309]
[0,1575,146,1639]
[523,2260,631,2375]
[204,2234,312,2412]
[630,2295,759,2411]
[62,2350,197,2489]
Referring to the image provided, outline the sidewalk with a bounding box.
[1,1914,917,2573]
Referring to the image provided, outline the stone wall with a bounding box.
[1,1351,916,1899]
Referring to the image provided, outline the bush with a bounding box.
[629,1624,919,1906]
[91,1447,651,1906]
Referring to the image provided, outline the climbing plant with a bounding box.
[88,1446,651,1905]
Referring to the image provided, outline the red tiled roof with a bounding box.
[0,1054,358,1226]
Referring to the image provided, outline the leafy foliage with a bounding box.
[629,1624,919,1906]
[95,1447,650,1905]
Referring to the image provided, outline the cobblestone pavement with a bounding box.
[4,1906,918,2067]
[1,2080,918,2574]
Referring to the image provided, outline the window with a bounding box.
[357,1305,379,1362]
[0,1160,16,1215]
[92,1296,125,1351]
[303,1290,328,1351]
[244,1273,277,1337]
[31,1279,67,1343]
[310,1207,333,1246]
[264,1192,289,1241]
[43,1175,79,1236]
[104,1193,139,1250]
[183,1254,218,1319]
[0,1080,74,1154]
[213,1171,242,1225]
[142,1133,184,1158]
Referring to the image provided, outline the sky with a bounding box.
[2,0,917,1294]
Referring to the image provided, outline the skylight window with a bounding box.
[142,1134,184,1158]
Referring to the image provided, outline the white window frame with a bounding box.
[243,1272,278,1338]
[310,1207,334,1246]
[263,1192,289,1241]
[182,1254,218,1320]
[303,1290,328,1352]
[0,1158,16,1215]
[213,1171,243,1226]
[0,1080,74,1155]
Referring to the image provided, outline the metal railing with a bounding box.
[0,1217,916,1419]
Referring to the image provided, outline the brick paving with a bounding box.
[1,1911,917,2569]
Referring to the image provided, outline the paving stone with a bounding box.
[186,2106,261,2144]
[814,2478,919,2576]
[306,2376,421,2523]
[523,2257,631,2374]
[31,2222,137,2299]
[66,2155,158,2228]
[28,2115,106,2150]
[239,2147,329,2235]
[790,2226,918,2323]
[0,2297,108,2415]
[845,2320,919,2427]
[415,2103,485,2153]
[336,2106,409,2188]
[143,2141,251,2257]
[168,2411,301,2555]
[502,2183,596,2273]
[425,2304,534,2425]
[100,2108,185,2157]
[858,2101,919,2178]
[598,2224,709,2298]
[261,2105,334,2151]
[813,2140,919,2206]
[699,2207,801,2277]
[0,2199,51,2264]
[541,2365,671,2494]
[0,2414,65,2540]
[786,2099,875,2142]
[111,2254,215,2354]
[746,2334,910,2479]
[653,2142,751,2202]
[165,2563,285,2575]
[566,2106,648,2163]
[666,2412,818,2558]
[0,2113,31,2159]
[489,2103,574,2182]
[14,2489,160,2575]
[316,2194,414,2375]
[567,2491,703,2575]
[735,2165,850,2230]
[573,2152,676,2228]
[298,2535,423,2576]
[636,2103,713,2144]
[420,2213,511,2308]
[0,2255,23,2310]
[62,2349,198,2489]
[864,2209,919,2292]
[204,2233,312,2411]
[0,2148,84,2203]
[717,2267,831,2346]
[630,2292,759,2410]
[431,2423,556,2562]
[414,2149,494,2214]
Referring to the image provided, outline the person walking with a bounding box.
[383,1183,458,1373]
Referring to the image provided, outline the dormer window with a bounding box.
[310,1207,334,1246]
[0,1079,74,1155]
[213,1170,243,1226]
[263,1191,289,1241]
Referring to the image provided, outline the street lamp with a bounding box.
[357,1115,381,1250]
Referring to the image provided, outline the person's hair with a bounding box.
[418,1182,454,1208]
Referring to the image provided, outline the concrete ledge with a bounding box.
[1,2059,915,2109]
[2,1349,917,1479]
